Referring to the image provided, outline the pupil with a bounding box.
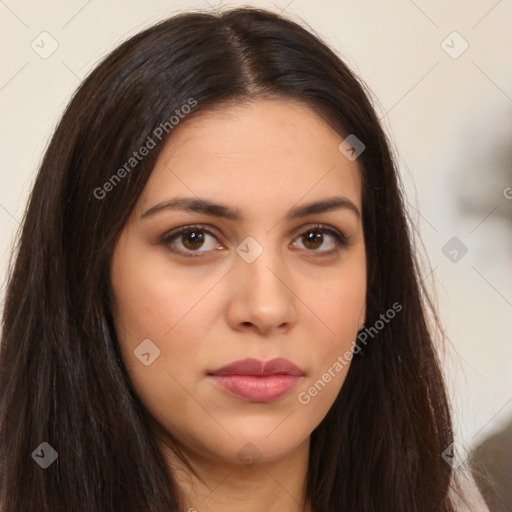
[183,231,204,249]
[304,230,322,249]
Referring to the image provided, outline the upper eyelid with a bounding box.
[162,223,346,247]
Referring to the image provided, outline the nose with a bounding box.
[226,246,297,335]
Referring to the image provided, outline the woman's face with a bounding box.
[110,98,366,469]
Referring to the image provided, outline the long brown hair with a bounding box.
[1,6,461,511]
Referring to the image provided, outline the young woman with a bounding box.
[0,6,489,512]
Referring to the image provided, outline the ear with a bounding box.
[358,305,366,331]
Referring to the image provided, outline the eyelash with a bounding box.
[160,224,349,259]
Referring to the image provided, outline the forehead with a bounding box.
[136,99,362,216]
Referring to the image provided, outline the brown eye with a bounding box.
[161,225,222,258]
[301,229,324,250]
[180,230,206,250]
[291,225,348,254]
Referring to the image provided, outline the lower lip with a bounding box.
[208,374,302,402]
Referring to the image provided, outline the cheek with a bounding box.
[295,258,366,406]
[110,236,207,349]
[306,254,366,343]
[324,278,365,332]
[110,238,224,396]
[111,261,209,436]
[109,244,189,399]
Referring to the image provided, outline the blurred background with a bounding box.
[1,0,511,509]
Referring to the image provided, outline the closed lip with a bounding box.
[208,357,304,377]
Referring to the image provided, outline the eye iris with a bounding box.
[182,230,204,250]
[303,230,323,250]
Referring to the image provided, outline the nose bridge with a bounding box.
[229,234,296,331]
[237,236,289,299]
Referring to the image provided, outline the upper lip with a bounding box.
[208,357,304,377]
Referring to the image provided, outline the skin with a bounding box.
[110,98,366,512]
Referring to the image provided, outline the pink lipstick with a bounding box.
[208,357,304,403]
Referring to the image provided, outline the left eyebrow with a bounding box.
[140,196,361,221]
[285,196,361,220]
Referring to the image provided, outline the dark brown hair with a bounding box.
[1,6,461,511]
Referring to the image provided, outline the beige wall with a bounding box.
[1,0,511,462]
